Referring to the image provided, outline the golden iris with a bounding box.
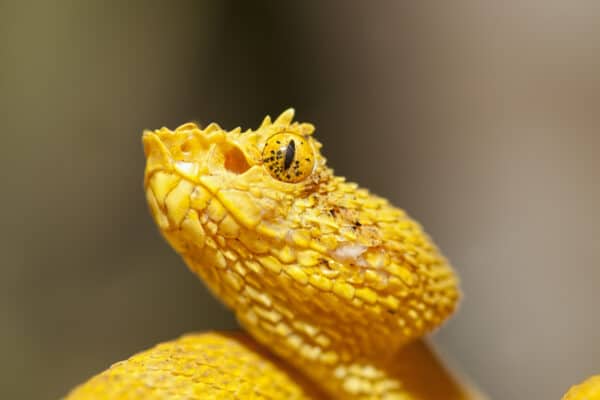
[262,133,314,183]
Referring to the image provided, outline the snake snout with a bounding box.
[143,131,172,168]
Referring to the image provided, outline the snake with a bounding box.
[65,109,599,399]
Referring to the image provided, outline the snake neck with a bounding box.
[183,254,468,399]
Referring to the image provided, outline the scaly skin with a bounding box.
[66,332,326,400]
[562,376,600,400]
[65,110,599,399]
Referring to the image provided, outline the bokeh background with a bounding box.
[2,1,599,399]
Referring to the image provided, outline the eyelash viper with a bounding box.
[65,109,599,400]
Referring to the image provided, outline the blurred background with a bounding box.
[2,1,599,399]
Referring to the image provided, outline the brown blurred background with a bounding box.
[2,1,599,399]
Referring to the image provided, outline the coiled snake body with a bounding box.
[66,110,599,399]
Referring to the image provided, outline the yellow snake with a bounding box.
[65,110,598,399]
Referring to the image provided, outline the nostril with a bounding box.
[180,141,192,153]
[224,146,250,174]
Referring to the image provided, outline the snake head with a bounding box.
[143,109,460,371]
[143,109,328,238]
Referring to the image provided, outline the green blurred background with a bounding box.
[2,1,599,399]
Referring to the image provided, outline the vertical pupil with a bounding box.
[283,139,295,171]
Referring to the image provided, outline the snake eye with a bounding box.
[262,133,314,183]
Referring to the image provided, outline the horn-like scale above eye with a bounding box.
[262,133,314,183]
